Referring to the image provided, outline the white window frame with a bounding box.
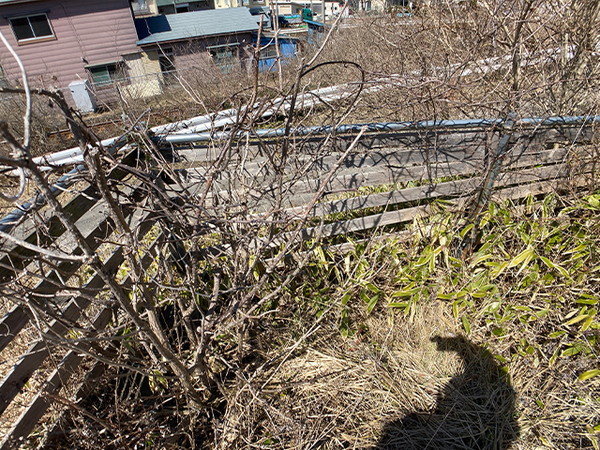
[259,44,279,60]
[207,43,240,73]
[9,13,54,43]
[87,62,126,87]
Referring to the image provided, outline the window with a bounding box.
[158,48,177,84]
[130,0,151,15]
[159,49,175,74]
[208,44,239,73]
[260,44,279,60]
[158,5,175,14]
[88,63,123,87]
[9,14,54,42]
[175,4,190,12]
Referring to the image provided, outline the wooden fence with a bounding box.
[0,118,596,447]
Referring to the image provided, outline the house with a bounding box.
[134,8,258,76]
[0,1,294,111]
[0,0,142,107]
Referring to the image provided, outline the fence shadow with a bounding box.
[374,335,519,450]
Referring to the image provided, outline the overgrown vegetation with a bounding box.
[41,193,600,449]
[0,1,600,449]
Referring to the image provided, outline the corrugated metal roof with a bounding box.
[135,8,259,46]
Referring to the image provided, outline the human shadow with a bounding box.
[374,335,519,450]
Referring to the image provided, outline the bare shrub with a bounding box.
[1,2,600,448]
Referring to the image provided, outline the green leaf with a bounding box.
[388,302,408,308]
[577,297,598,306]
[564,243,588,255]
[587,195,600,208]
[515,306,532,312]
[367,294,379,314]
[508,246,534,269]
[341,292,352,306]
[340,309,349,337]
[549,331,566,338]
[460,223,474,239]
[360,291,370,303]
[565,314,590,326]
[579,369,600,381]
[365,282,381,294]
[582,316,595,331]
[470,252,493,267]
[491,261,510,279]
[392,287,419,297]
[549,347,560,365]
[536,399,545,409]
[462,316,471,334]
[472,290,489,299]
[562,346,582,356]
[314,245,327,263]
[494,354,507,363]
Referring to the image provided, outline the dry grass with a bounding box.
[43,185,600,449]
[2,4,600,448]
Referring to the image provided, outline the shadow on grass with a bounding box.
[375,335,519,450]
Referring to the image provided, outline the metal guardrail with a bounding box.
[158,115,600,144]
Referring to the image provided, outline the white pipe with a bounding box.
[12,45,580,170]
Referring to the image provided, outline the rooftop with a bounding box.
[135,8,259,46]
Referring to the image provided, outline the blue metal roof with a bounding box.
[135,8,259,46]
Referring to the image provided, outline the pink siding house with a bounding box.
[0,0,141,106]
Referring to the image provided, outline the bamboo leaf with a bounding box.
[460,223,474,239]
[549,331,566,338]
[367,295,379,314]
[388,302,408,308]
[470,252,493,267]
[491,261,510,279]
[365,282,381,294]
[341,292,352,306]
[579,369,600,381]
[508,247,534,269]
[565,314,590,326]
[577,297,598,306]
[581,315,595,331]
[392,287,419,297]
[462,316,471,334]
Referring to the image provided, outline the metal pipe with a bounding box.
[0,140,131,233]
[159,115,600,145]
[0,163,86,233]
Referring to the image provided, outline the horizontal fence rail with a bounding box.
[0,116,597,446]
